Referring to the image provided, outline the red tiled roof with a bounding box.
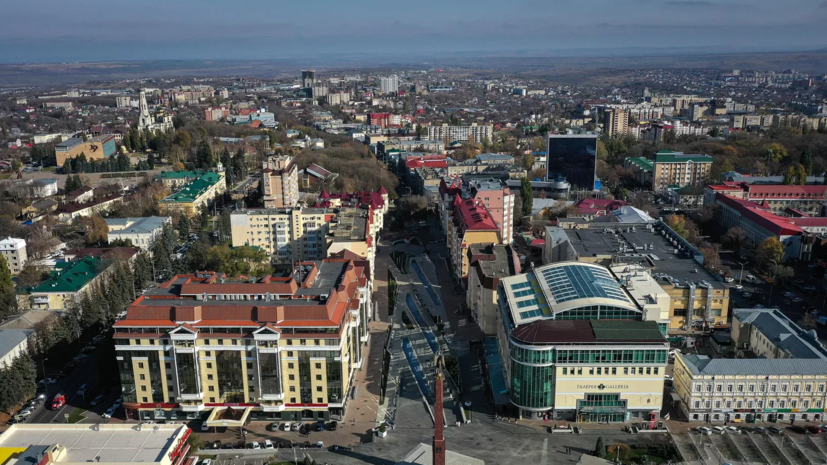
[455,198,499,231]
[716,194,803,236]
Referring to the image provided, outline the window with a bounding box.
[317,398,323,403]
[737,384,744,392]
[208,374,214,381]
[563,368,568,375]
[138,363,144,369]
[290,398,296,403]
[300,339,306,346]
[208,386,215,392]
[694,401,700,409]
[141,385,147,392]
[139,374,146,380]
[289,386,295,392]
[247,363,253,369]
[716,384,722,392]
[806,384,812,392]
[287,351,293,357]
[589,368,594,375]
[288,363,294,369]
[142,397,148,402]
[210,397,216,402]
[316,375,322,381]
[165,362,171,369]
[315,363,322,369]
[781,384,788,392]
[206,363,212,369]
[727,384,733,393]
[597,368,602,375]
[748,384,755,392]
[694,384,700,392]
[289,374,295,381]
[287,340,293,345]
[793,384,800,392]
[770,384,777,392]
[316,386,322,392]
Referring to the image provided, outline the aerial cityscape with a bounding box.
[4,2,827,465]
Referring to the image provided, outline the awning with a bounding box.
[205,406,254,427]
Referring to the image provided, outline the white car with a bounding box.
[733,285,743,291]
[201,459,212,465]
[264,439,274,449]
[16,409,32,419]
[90,394,105,406]
[201,422,209,432]
[251,442,261,450]
[664,375,674,381]
[696,427,712,436]
[103,406,116,419]
[726,426,741,434]
[282,421,291,431]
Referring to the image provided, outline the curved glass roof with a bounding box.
[538,263,632,305]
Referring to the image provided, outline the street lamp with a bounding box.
[767,259,778,306]
[737,261,747,286]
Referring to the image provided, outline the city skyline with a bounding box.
[2,0,826,63]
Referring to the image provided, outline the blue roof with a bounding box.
[539,264,629,304]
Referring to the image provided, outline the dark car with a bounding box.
[789,425,808,434]
[753,426,767,434]
[807,426,822,434]
[220,444,235,450]
[315,421,325,432]
[740,427,754,433]
[768,426,784,435]
[328,421,338,431]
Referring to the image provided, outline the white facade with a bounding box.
[106,217,171,251]
[0,329,32,368]
[0,237,27,274]
[428,123,493,144]
[379,75,399,94]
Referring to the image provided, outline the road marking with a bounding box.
[541,437,548,465]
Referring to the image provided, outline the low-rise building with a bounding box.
[113,261,370,422]
[24,256,110,311]
[55,194,124,221]
[732,308,827,360]
[500,318,668,421]
[106,217,171,250]
[0,237,27,274]
[0,424,192,465]
[467,243,520,335]
[704,182,827,215]
[0,328,33,368]
[626,150,713,192]
[159,171,226,217]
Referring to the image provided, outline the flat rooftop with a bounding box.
[511,319,666,345]
[563,225,724,290]
[0,424,187,465]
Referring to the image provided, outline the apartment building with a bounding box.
[261,156,299,209]
[25,256,110,311]
[0,237,27,274]
[603,108,629,137]
[427,123,493,144]
[158,171,227,217]
[649,150,713,191]
[230,208,329,261]
[447,197,501,280]
[113,261,370,422]
[467,179,514,245]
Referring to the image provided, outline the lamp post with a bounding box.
[767,259,778,306]
[737,262,747,286]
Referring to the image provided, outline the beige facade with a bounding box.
[651,151,713,191]
[603,108,629,137]
[230,207,329,261]
[262,156,299,208]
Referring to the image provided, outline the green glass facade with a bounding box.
[557,348,668,364]
[555,305,641,320]
[510,361,555,410]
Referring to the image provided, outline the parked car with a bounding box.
[201,459,212,465]
[103,406,116,419]
[264,439,274,449]
[315,421,325,432]
[695,426,712,435]
[712,426,726,434]
[753,426,767,434]
[789,425,808,434]
[328,421,338,431]
[742,292,753,298]
[16,409,32,419]
[250,442,261,450]
[90,394,105,406]
[733,285,743,291]
[201,422,209,432]
[768,426,784,435]
[725,426,741,434]
[292,422,302,432]
[113,397,123,408]
[282,421,291,431]
[268,422,280,431]
[807,426,822,434]
[77,384,88,397]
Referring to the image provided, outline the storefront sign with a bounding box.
[576,384,629,390]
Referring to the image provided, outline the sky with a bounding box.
[1,0,826,63]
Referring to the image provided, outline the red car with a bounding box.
[807,426,822,434]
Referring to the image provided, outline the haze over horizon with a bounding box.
[2,0,826,63]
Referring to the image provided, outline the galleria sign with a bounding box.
[577,384,629,390]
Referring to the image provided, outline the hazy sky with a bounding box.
[1,0,826,63]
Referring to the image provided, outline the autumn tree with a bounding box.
[83,214,109,245]
[765,143,788,163]
[0,255,17,320]
[756,237,784,269]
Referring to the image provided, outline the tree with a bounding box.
[523,153,535,170]
[0,255,17,320]
[594,436,606,458]
[161,223,177,256]
[520,178,533,217]
[801,147,814,176]
[151,240,171,278]
[756,237,784,269]
[83,214,109,245]
[765,143,788,163]
[17,263,48,288]
[186,433,205,452]
[64,174,82,193]
[722,227,746,253]
[796,164,807,186]
[799,312,819,330]
[177,216,190,241]
[700,246,722,273]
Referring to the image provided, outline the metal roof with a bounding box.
[680,353,827,376]
[734,308,827,359]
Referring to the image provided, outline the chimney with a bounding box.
[433,359,446,465]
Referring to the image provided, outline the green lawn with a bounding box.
[67,408,87,424]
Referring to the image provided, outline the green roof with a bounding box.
[30,257,107,293]
[160,171,222,204]
[625,157,653,172]
[155,170,200,180]
[653,150,713,164]
[590,320,665,342]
